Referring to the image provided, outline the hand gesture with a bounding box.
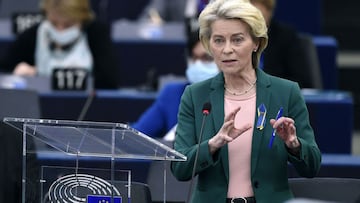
[270,117,300,149]
[208,107,252,153]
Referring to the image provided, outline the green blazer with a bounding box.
[171,69,322,203]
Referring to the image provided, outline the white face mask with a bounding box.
[186,60,219,83]
[46,21,81,45]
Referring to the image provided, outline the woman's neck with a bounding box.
[224,69,257,90]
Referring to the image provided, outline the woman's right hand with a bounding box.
[208,107,252,154]
[13,62,37,76]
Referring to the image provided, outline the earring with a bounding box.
[253,49,257,52]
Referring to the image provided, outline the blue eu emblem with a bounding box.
[87,195,122,203]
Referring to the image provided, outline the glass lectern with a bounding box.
[3,117,186,203]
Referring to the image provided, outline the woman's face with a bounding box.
[209,19,258,76]
[46,8,80,31]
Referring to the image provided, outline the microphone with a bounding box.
[202,102,211,115]
[186,102,212,203]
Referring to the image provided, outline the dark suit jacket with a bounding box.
[0,20,119,89]
[171,69,321,203]
[263,20,316,89]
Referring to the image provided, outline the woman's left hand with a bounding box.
[270,117,300,149]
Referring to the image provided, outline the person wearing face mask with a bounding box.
[0,0,119,89]
[131,29,219,139]
[186,40,219,84]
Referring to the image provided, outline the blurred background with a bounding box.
[0,0,360,170]
[0,0,360,202]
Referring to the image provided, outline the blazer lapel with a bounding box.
[209,73,225,137]
[209,73,230,181]
[251,69,272,176]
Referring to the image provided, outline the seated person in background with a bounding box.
[250,0,321,89]
[131,30,218,139]
[0,0,119,89]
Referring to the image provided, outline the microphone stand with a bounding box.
[186,109,209,203]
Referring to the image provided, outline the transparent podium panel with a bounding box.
[3,117,187,203]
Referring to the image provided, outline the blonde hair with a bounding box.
[199,0,268,69]
[40,0,94,23]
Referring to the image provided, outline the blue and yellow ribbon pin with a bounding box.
[256,103,266,130]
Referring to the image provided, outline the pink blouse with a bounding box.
[224,90,256,198]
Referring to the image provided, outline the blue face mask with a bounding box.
[186,60,219,83]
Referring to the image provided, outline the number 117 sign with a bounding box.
[52,68,89,91]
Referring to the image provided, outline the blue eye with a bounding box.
[232,37,243,44]
[213,38,224,45]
